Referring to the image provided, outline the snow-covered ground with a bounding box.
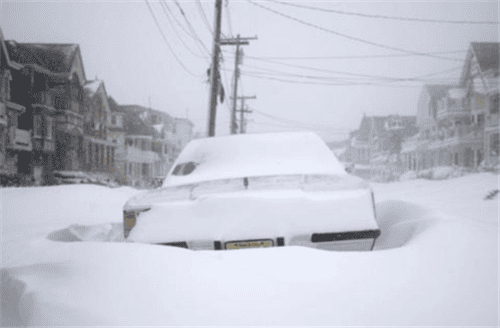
[1,173,498,326]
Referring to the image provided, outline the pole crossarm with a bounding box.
[220,36,257,45]
[222,35,257,134]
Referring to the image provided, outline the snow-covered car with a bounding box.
[123,131,380,251]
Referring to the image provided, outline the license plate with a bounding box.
[225,239,273,250]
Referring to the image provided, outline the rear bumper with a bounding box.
[153,229,381,251]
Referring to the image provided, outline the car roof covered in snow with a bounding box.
[162,131,347,187]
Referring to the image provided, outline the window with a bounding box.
[111,115,116,125]
[477,113,485,126]
[129,162,132,174]
[141,140,146,151]
[490,94,499,114]
[142,163,149,177]
[490,133,499,156]
[45,117,53,140]
[33,114,43,138]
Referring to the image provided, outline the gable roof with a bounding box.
[123,110,155,137]
[471,42,500,73]
[0,27,21,70]
[356,115,416,140]
[5,41,78,72]
[84,80,103,98]
[424,84,456,100]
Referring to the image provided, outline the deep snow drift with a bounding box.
[1,173,498,326]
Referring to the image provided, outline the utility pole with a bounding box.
[236,96,255,134]
[220,35,257,134]
[207,0,223,137]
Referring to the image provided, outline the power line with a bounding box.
[144,0,198,77]
[266,0,500,25]
[253,109,353,131]
[173,0,211,55]
[243,73,424,88]
[246,0,463,62]
[196,0,214,35]
[240,64,462,84]
[225,0,234,37]
[251,120,351,134]
[233,52,463,83]
[160,0,196,40]
[243,50,467,61]
[158,0,209,60]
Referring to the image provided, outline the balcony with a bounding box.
[436,105,470,120]
[55,98,81,113]
[33,92,54,108]
[6,128,32,151]
[121,146,157,163]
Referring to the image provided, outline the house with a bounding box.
[82,79,116,177]
[349,114,417,165]
[119,104,194,183]
[0,27,29,181]
[346,114,417,180]
[114,107,158,187]
[5,40,87,184]
[407,84,484,170]
[458,42,499,167]
[403,42,499,171]
[107,96,126,181]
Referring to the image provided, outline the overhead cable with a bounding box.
[246,0,463,62]
[266,0,500,25]
[158,0,209,60]
[144,0,198,77]
[243,50,467,61]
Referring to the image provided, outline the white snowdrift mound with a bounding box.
[1,173,498,326]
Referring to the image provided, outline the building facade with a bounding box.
[402,42,499,172]
[82,80,116,177]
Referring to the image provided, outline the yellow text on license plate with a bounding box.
[226,240,273,250]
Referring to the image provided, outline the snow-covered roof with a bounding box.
[84,80,101,96]
[153,124,164,133]
[163,131,347,187]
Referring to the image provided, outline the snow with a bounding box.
[128,188,377,243]
[163,131,347,187]
[83,80,101,96]
[1,173,498,326]
[153,123,163,133]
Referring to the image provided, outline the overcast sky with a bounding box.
[1,0,498,141]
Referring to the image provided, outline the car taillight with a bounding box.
[123,207,151,239]
[123,210,136,239]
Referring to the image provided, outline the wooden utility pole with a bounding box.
[220,35,257,134]
[236,96,255,134]
[207,0,223,137]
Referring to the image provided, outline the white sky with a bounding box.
[0,0,498,141]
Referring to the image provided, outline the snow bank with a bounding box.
[1,173,498,326]
[163,132,347,187]
[2,208,496,326]
[400,166,468,181]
